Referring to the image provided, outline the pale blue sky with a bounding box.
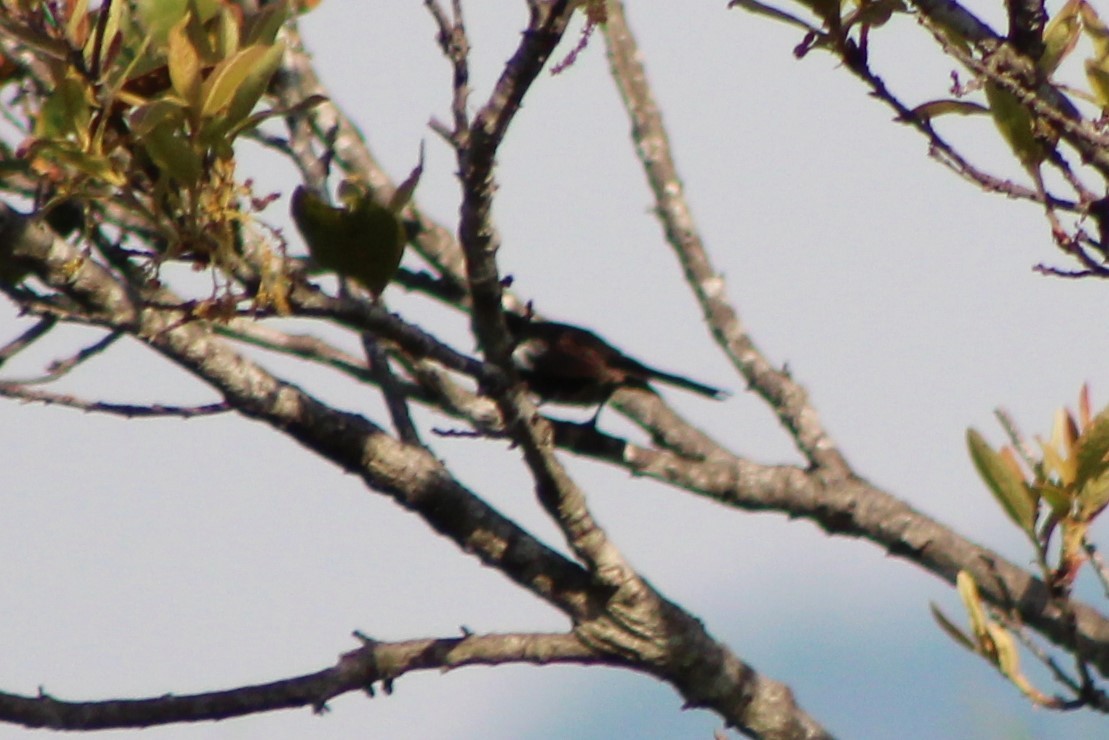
[1,2,1107,738]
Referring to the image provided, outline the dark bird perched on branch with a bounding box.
[504,311,727,410]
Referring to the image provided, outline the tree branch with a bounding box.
[603,2,849,477]
[555,422,1109,678]
[215,319,373,382]
[0,632,598,730]
[0,315,56,366]
[441,0,640,589]
[4,330,120,385]
[0,383,230,418]
[362,332,421,444]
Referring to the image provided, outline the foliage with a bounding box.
[0,0,295,310]
[939,388,1109,708]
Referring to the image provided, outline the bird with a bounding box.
[504,311,727,409]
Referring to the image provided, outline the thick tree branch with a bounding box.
[597,5,1109,682]
[610,385,733,462]
[7,2,1101,732]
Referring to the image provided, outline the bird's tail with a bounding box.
[642,366,728,400]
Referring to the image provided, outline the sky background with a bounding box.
[1,1,1108,738]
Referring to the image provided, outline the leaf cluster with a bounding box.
[0,0,295,307]
[935,387,1109,709]
[967,386,1109,590]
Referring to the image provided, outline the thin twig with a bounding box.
[288,288,487,381]
[1003,609,1109,711]
[216,320,372,382]
[13,330,121,385]
[425,0,470,143]
[0,315,56,367]
[362,333,421,444]
[0,383,229,418]
[845,45,1073,210]
[1084,542,1109,600]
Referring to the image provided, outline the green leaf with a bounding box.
[1039,482,1073,519]
[36,75,92,141]
[290,184,408,298]
[986,622,1020,676]
[82,0,128,75]
[223,41,284,127]
[65,0,90,48]
[135,0,220,44]
[220,94,326,142]
[142,120,203,185]
[1077,469,1109,519]
[129,97,188,137]
[1075,406,1109,486]
[1087,57,1109,110]
[929,603,976,652]
[967,428,1037,533]
[956,570,990,645]
[1039,0,1083,75]
[388,141,425,212]
[199,42,281,121]
[1081,1,1109,60]
[167,13,201,106]
[847,0,906,30]
[906,99,988,121]
[794,0,842,25]
[1075,408,1109,517]
[29,139,125,186]
[242,0,290,47]
[214,5,241,59]
[728,0,821,34]
[984,82,1048,168]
